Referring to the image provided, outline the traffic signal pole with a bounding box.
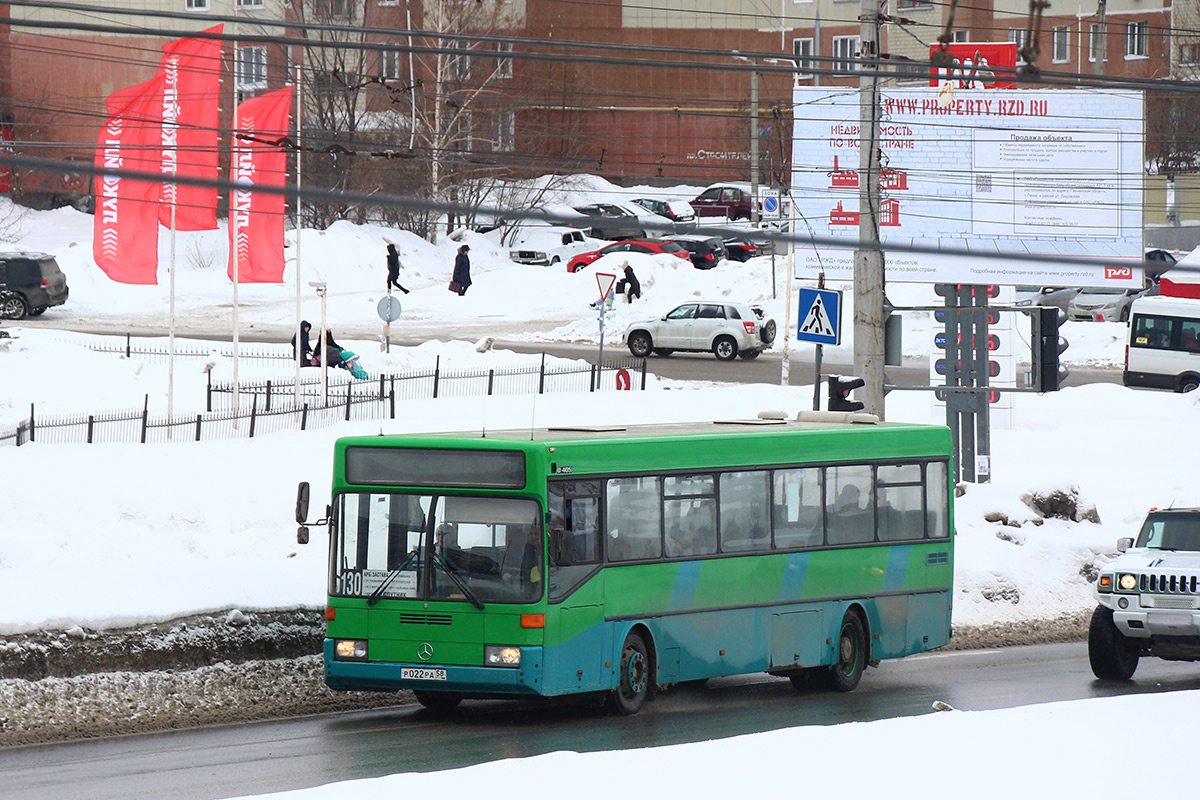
[854,0,887,419]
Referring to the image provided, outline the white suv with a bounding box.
[623,301,777,361]
[1089,507,1200,680]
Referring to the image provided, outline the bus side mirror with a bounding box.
[296,482,311,524]
[1117,537,1132,553]
[297,526,310,545]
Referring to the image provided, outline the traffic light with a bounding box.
[1034,307,1070,391]
[828,375,865,412]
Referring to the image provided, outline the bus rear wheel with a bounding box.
[609,631,650,715]
[828,611,866,692]
[414,690,462,712]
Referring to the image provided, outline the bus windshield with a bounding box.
[331,492,543,604]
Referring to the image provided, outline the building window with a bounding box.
[236,0,264,7]
[952,30,970,43]
[1090,23,1107,62]
[496,110,514,152]
[185,0,209,10]
[1125,21,1148,58]
[793,37,814,79]
[1052,26,1069,62]
[380,49,401,80]
[236,46,267,89]
[1008,29,1027,51]
[1183,42,1200,64]
[496,43,512,79]
[832,36,860,72]
[897,0,932,8]
[449,42,471,81]
[379,0,399,6]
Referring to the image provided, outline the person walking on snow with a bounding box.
[386,243,410,294]
[452,245,472,296]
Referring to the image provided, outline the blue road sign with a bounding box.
[796,288,841,346]
[763,195,779,215]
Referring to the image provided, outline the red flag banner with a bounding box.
[93,75,165,285]
[160,24,223,231]
[228,87,292,283]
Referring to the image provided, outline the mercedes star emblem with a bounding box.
[417,642,434,661]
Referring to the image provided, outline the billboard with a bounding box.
[790,87,1144,287]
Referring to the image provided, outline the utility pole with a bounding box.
[1093,0,1107,77]
[750,66,759,226]
[854,0,886,418]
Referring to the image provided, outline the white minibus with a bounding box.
[1124,295,1200,392]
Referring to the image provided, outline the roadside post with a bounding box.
[795,285,843,410]
[377,294,402,354]
[594,272,617,390]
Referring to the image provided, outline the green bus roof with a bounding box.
[333,415,952,484]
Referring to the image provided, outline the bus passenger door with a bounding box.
[544,481,607,693]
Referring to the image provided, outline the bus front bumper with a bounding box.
[323,639,545,695]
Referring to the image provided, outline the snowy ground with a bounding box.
[2,186,1199,794]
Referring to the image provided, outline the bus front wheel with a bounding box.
[610,631,651,715]
[414,690,463,712]
[828,611,866,692]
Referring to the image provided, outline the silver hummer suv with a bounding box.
[1090,507,1200,680]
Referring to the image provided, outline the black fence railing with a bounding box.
[1,356,648,446]
[204,354,648,411]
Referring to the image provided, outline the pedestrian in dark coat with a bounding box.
[291,320,313,363]
[386,244,410,294]
[621,263,641,303]
[452,245,472,296]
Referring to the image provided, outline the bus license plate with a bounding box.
[401,667,447,681]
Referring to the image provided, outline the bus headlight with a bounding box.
[1118,574,1139,592]
[484,645,522,667]
[334,639,368,661]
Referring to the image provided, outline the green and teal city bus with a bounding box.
[296,410,954,714]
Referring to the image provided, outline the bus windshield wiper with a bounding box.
[431,552,485,610]
[367,548,419,606]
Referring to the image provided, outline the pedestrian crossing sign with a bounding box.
[796,288,842,346]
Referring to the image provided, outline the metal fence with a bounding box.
[205,354,647,411]
[2,356,647,446]
[82,334,293,366]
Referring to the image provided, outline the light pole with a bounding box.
[732,53,759,226]
[764,58,802,389]
[310,281,328,406]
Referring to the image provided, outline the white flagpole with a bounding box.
[294,64,303,405]
[231,19,241,425]
[167,55,179,438]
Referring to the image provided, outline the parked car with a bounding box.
[1014,286,1080,314]
[1089,506,1200,680]
[723,237,763,262]
[1145,248,1178,284]
[631,198,697,227]
[571,203,645,240]
[666,234,728,269]
[690,183,759,221]
[623,300,777,361]
[1068,284,1155,322]
[0,252,69,319]
[610,200,678,236]
[506,226,600,267]
[567,239,690,273]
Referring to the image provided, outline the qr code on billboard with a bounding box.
[975,173,993,193]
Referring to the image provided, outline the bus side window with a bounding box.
[1182,322,1200,352]
[925,462,949,539]
[719,471,771,552]
[825,465,874,545]
[772,468,823,549]
[606,477,662,561]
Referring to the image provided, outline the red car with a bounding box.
[566,239,690,273]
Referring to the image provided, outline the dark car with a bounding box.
[0,252,69,319]
[667,234,728,270]
[690,183,759,221]
[566,239,691,273]
[571,203,646,241]
[723,238,763,262]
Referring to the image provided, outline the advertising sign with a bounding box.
[790,87,1144,287]
[929,43,1019,89]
